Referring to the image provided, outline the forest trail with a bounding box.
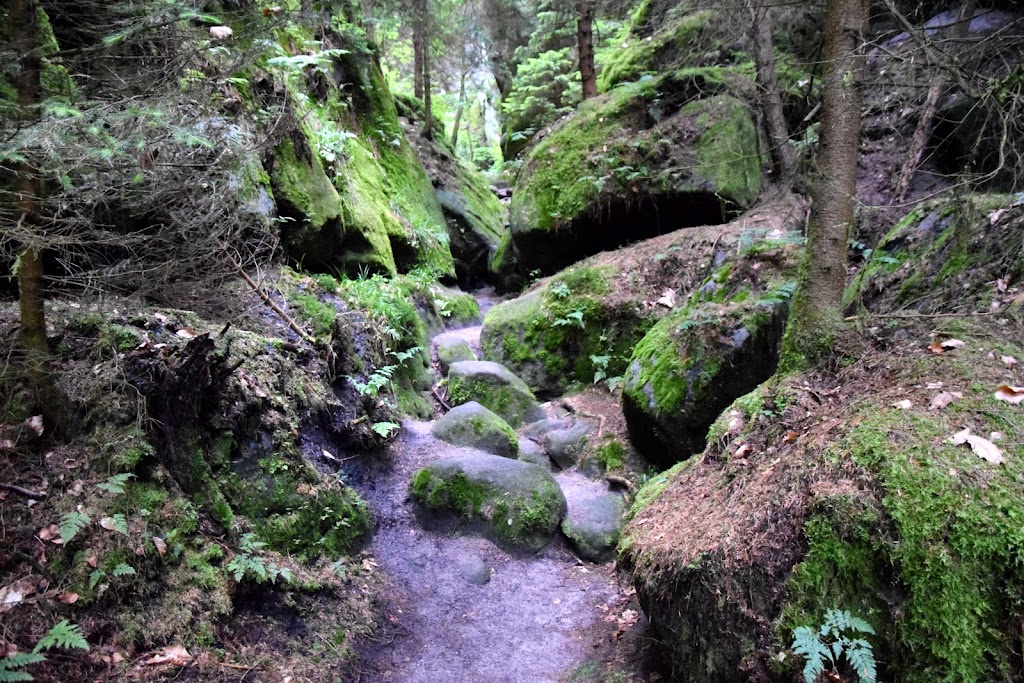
[344,294,635,683]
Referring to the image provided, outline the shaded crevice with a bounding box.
[517,191,730,276]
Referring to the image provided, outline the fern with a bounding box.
[95,473,134,495]
[371,421,400,438]
[111,563,136,577]
[33,621,89,653]
[0,652,46,682]
[100,514,129,535]
[58,512,91,544]
[792,610,877,683]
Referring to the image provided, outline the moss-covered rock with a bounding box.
[434,333,478,375]
[447,360,544,428]
[411,454,567,552]
[508,82,762,277]
[561,490,626,563]
[622,294,789,468]
[620,327,1024,683]
[397,95,507,287]
[262,20,454,278]
[481,265,654,394]
[430,401,519,458]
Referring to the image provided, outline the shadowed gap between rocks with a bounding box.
[517,191,732,276]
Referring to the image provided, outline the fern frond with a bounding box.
[59,512,90,544]
[33,621,89,652]
[0,651,46,680]
[96,473,135,495]
[111,563,136,577]
[846,642,878,683]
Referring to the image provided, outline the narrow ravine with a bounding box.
[343,294,637,682]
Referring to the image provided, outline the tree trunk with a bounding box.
[413,21,424,99]
[11,0,74,434]
[892,0,976,203]
[421,0,433,141]
[780,0,867,370]
[577,1,597,99]
[747,0,795,184]
[451,69,468,148]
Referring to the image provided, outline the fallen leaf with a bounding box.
[0,439,14,450]
[656,288,677,309]
[927,341,944,355]
[726,410,744,434]
[942,339,966,350]
[1002,355,1019,368]
[929,391,962,411]
[782,431,799,443]
[175,328,197,340]
[37,524,60,542]
[994,385,1024,404]
[991,432,1004,441]
[950,428,1005,464]
[0,578,38,612]
[735,443,753,457]
[989,208,1007,225]
[143,645,192,666]
[153,537,167,558]
[58,591,79,604]
[321,449,339,462]
[892,399,913,410]
[86,552,98,568]
[209,26,233,40]
[926,382,944,390]
[26,415,44,436]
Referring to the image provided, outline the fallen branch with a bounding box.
[432,387,451,411]
[1,482,47,499]
[846,311,996,321]
[222,252,317,346]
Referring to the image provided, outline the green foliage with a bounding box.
[59,511,90,544]
[502,47,581,146]
[95,473,135,495]
[34,621,89,653]
[371,421,400,438]
[792,609,877,683]
[110,563,136,578]
[0,652,45,682]
[226,533,294,585]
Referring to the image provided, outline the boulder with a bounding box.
[430,401,519,459]
[508,84,762,277]
[517,438,550,468]
[434,332,478,376]
[561,490,626,563]
[447,360,544,428]
[622,298,789,468]
[521,418,594,469]
[411,454,567,552]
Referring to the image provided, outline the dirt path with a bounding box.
[346,422,625,683]
[344,294,648,682]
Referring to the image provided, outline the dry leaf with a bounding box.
[942,339,965,349]
[735,443,753,457]
[58,591,79,604]
[0,439,14,451]
[929,391,962,411]
[143,645,192,666]
[209,26,233,39]
[153,537,167,558]
[927,341,945,355]
[892,399,913,410]
[656,288,677,309]
[37,524,60,542]
[26,415,44,436]
[1002,355,1019,368]
[0,578,37,612]
[990,432,1004,441]
[994,385,1024,404]
[86,552,98,568]
[926,382,944,390]
[950,428,1005,464]
[175,328,197,340]
[726,410,744,434]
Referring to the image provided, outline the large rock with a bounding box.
[447,360,544,428]
[411,454,567,552]
[508,83,762,277]
[430,402,519,459]
[434,332,478,376]
[266,34,455,278]
[561,489,626,563]
[622,297,790,468]
[396,94,507,287]
[481,197,807,395]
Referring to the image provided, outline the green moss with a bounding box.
[273,136,343,230]
[594,440,626,471]
[411,470,486,513]
[598,9,717,91]
[684,95,763,210]
[782,363,1024,683]
[289,289,337,337]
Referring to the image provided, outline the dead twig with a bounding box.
[0,482,47,499]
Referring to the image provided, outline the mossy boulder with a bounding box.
[481,265,655,394]
[263,22,454,278]
[622,295,791,468]
[411,454,567,552]
[509,83,762,277]
[434,333,478,375]
[447,360,544,428]
[430,401,519,459]
[396,96,507,287]
[620,330,1024,682]
[561,490,626,563]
